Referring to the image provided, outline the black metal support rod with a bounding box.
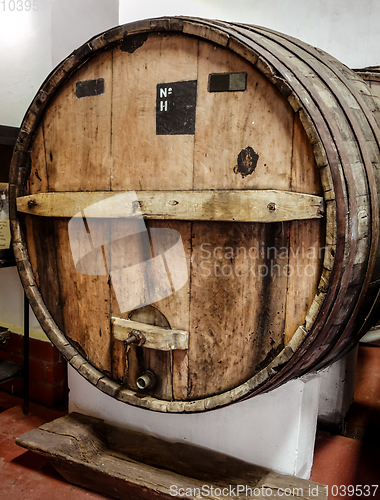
[22,291,29,416]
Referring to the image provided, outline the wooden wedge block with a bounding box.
[16,412,327,500]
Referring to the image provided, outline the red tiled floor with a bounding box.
[311,344,380,499]
[343,345,380,445]
[311,431,380,499]
[0,399,110,499]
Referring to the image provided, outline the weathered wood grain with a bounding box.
[24,215,64,331]
[193,40,294,192]
[42,50,113,193]
[284,219,325,345]
[111,33,198,192]
[54,217,112,374]
[290,114,323,196]
[26,124,48,195]
[284,113,325,345]
[142,220,192,401]
[187,221,290,399]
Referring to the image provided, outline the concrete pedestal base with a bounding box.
[68,367,321,479]
[318,347,358,428]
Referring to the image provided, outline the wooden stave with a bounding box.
[8,17,380,411]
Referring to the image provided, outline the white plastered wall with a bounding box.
[120,0,380,68]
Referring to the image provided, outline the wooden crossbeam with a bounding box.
[17,190,324,222]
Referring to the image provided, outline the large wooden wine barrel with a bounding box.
[9,17,380,412]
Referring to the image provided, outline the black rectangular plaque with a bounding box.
[76,78,105,98]
[156,80,197,135]
[208,73,247,92]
